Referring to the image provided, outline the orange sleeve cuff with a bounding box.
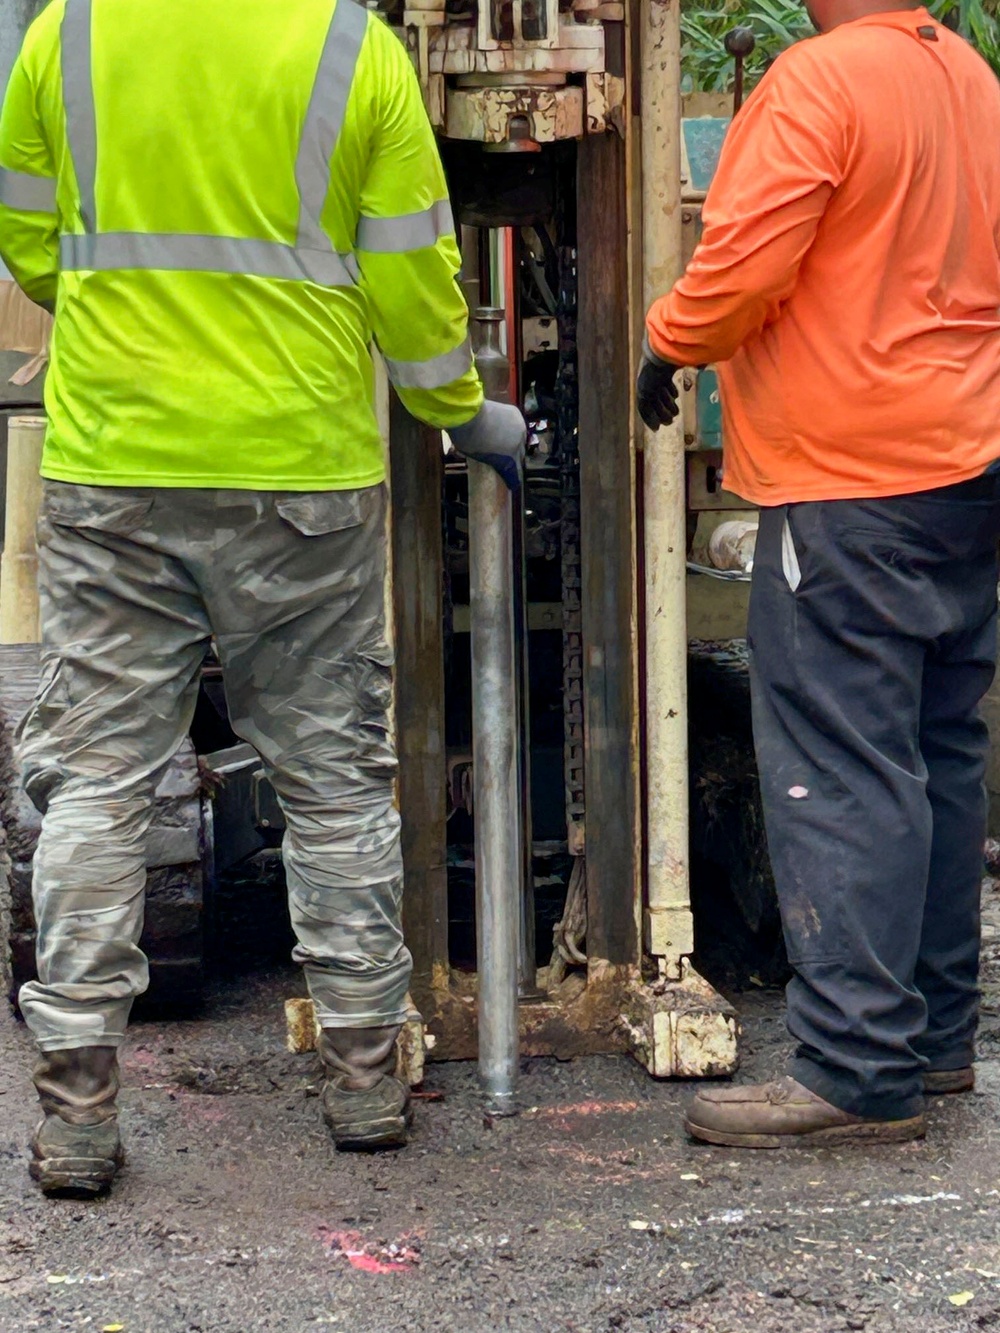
[645,293,722,369]
[646,298,684,364]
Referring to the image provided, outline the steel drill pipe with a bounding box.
[468,457,522,1110]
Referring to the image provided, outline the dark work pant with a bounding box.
[748,472,1000,1120]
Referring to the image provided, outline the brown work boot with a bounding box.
[924,1066,975,1095]
[30,1047,124,1196]
[319,1027,412,1151]
[685,1076,926,1148]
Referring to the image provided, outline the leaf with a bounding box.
[682,0,1000,88]
[949,1292,975,1307]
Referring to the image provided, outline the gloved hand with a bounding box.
[449,399,526,492]
[636,337,681,432]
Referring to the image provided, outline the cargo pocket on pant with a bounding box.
[41,482,154,539]
[359,654,393,717]
[16,655,74,814]
[275,490,367,537]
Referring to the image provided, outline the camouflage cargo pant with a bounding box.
[17,481,411,1050]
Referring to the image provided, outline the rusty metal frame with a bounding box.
[381,0,739,1078]
[385,124,649,1063]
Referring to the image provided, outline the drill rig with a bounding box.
[380,0,740,1083]
[0,0,742,1089]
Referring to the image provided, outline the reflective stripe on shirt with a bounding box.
[60,232,359,285]
[58,0,367,288]
[357,199,454,253]
[384,337,473,390]
[295,0,368,256]
[61,0,97,229]
[0,168,57,214]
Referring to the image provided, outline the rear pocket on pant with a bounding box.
[275,491,367,537]
[41,482,154,538]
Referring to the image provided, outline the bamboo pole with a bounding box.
[640,0,694,979]
[0,414,45,645]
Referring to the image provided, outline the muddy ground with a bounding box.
[1,886,999,1333]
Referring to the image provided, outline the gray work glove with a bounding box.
[449,399,526,492]
[636,336,681,432]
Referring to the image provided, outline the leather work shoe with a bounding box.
[685,1076,926,1149]
[30,1047,124,1196]
[319,1027,412,1151]
[924,1066,975,1095]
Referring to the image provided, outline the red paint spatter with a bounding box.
[176,1096,228,1125]
[315,1226,420,1274]
[542,1141,659,1183]
[344,1252,409,1275]
[123,1048,161,1072]
[535,1099,640,1119]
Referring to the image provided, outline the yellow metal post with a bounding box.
[619,0,739,1077]
[640,0,693,978]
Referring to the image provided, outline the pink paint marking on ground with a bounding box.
[534,1099,640,1119]
[174,1094,229,1125]
[122,1046,168,1075]
[542,1141,660,1183]
[544,1143,613,1167]
[186,1103,228,1124]
[316,1226,420,1274]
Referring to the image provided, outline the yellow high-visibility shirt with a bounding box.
[0,0,483,490]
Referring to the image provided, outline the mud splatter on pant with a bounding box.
[18,481,410,1050]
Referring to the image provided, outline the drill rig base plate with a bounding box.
[621,963,740,1079]
[288,962,740,1083]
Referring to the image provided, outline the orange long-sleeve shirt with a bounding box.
[646,9,1000,506]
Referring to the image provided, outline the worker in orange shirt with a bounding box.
[642,0,1000,1146]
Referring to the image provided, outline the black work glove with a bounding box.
[636,337,681,432]
[449,399,526,492]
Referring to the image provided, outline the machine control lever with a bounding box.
[725,26,756,115]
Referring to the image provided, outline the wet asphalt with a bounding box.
[1,888,999,1333]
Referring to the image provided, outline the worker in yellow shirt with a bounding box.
[0,0,524,1194]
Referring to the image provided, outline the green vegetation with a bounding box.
[680,0,810,91]
[680,0,1000,92]
[951,0,1000,68]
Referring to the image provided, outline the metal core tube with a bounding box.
[469,459,521,1108]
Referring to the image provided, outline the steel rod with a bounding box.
[512,489,536,993]
[502,228,536,993]
[469,458,521,1109]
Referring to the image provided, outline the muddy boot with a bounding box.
[924,1066,975,1095]
[685,1076,926,1149]
[319,1027,411,1151]
[30,1047,124,1196]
